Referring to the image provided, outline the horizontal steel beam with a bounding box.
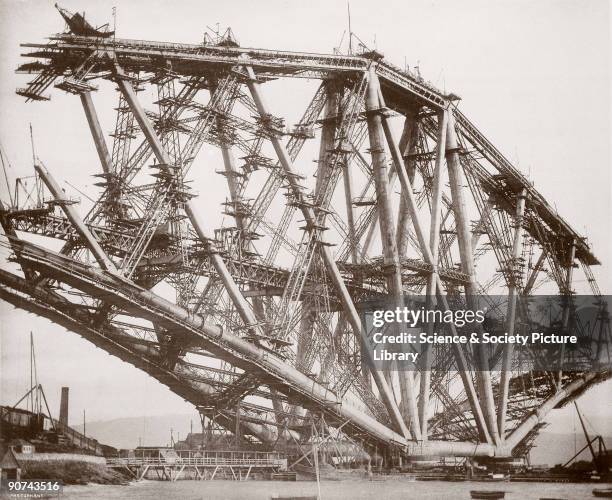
[5,237,503,457]
[2,210,469,291]
[22,34,448,108]
[16,33,597,268]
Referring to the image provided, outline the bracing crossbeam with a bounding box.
[2,7,609,461]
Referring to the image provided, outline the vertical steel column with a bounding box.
[244,65,410,440]
[375,80,491,444]
[444,114,476,282]
[339,84,359,264]
[366,66,420,438]
[497,188,527,437]
[297,302,315,372]
[445,112,500,445]
[418,108,448,438]
[343,161,359,264]
[367,71,402,329]
[396,108,420,257]
[80,91,113,175]
[360,153,402,258]
[35,163,117,273]
[300,84,339,384]
[363,104,418,260]
[315,83,339,198]
[235,403,241,447]
[359,309,373,389]
[220,132,245,231]
[360,110,412,260]
[557,240,576,385]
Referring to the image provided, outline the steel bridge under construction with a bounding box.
[1,4,610,465]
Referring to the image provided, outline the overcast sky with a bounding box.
[0,0,610,447]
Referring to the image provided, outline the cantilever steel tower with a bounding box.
[1,6,610,462]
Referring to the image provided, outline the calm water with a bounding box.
[61,479,611,499]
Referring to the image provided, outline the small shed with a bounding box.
[0,448,22,481]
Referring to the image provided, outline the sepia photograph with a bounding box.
[0,1,610,499]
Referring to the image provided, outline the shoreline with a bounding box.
[19,455,132,486]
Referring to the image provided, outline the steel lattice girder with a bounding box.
[16,34,599,266]
[0,237,503,457]
[3,13,610,460]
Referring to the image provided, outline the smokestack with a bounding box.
[59,387,69,426]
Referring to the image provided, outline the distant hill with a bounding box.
[71,413,196,450]
[72,413,611,466]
